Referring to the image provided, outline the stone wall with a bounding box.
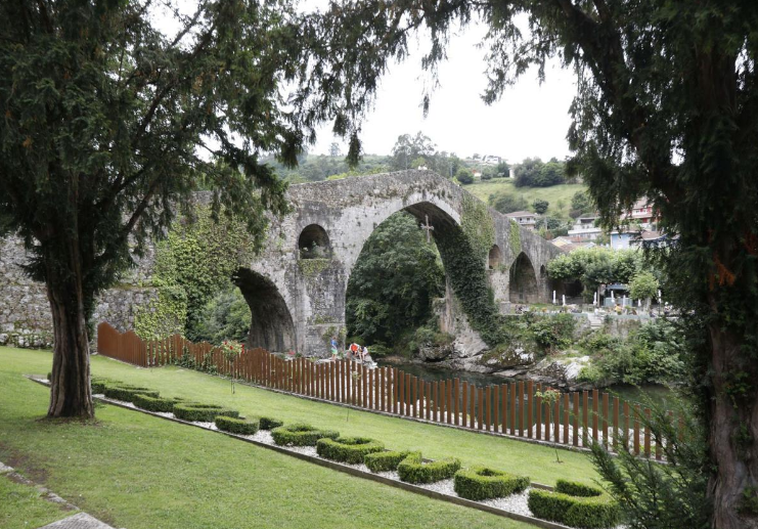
[0,235,158,349]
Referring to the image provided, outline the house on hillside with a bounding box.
[568,214,602,241]
[505,211,538,230]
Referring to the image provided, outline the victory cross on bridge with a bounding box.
[236,170,561,356]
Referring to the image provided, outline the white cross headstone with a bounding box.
[553,290,557,304]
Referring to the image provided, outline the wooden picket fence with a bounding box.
[97,322,677,459]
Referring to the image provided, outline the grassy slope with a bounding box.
[464,179,586,219]
[0,473,74,529]
[0,347,536,529]
[4,347,598,485]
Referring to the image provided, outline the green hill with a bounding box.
[464,179,587,219]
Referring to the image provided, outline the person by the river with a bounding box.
[330,336,339,361]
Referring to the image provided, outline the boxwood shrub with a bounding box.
[91,377,115,394]
[527,482,621,529]
[316,437,384,465]
[397,452,461,484]
[555,479,602,497]
[364,450,415,473]
[103,385,160,403]
[258,417,284,430]
[215,415,259,435]
[132,394,183,413]
[173,404,239,422]
[271,423,339,447]
[454,466,530,501]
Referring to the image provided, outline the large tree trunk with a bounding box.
[708,323,758,529]
[45,249,93,419]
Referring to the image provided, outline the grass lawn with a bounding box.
[0,346,541,529]
[0,472,74,529]
[464,179,586,218]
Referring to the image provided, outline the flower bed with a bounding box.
[271,423,339,447]
[454,466,530,501]
[316,437,384,465]
[527,480,620,529]
[397,452,461,484]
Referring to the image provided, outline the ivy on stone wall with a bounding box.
[135,207,254,340]
[298,258,332,277]
[509,220,522,256]
[436,199,505,346]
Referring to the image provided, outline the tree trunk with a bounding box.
[46,256,93,419]
[708,323,758,529]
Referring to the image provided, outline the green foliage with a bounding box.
[136,207,254,341]
[103,385,159,403]
[194,288,251,345]
[570,191,595,219]
[523,314,577,353]
[532,199,549,214]
[271,423,339,447]
[453,467,530,501]
[258,417,284,430]
[589,401,710,529]
[298,258,332,277]
[528,487,620,529]
[509,221,522,256]
[315,437,385,464]
[547,248,649,300]
[133,394,183,413]
[579,319,686,386]
[556,480,604,497]
[346,212,444,345]
[489,191,529,214]
[214,416,259,436]
[397,452,461,484]
[514,158,566,188]
[629,272,659,302]
[456,167,474,185]
[263,153,390,183]
[173,404,239,423]
[364,450,415,473]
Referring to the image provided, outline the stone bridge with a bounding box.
[238,170,562,356]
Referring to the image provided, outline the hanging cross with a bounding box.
[421,214,435,243]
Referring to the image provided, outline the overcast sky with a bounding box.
[309,20,577,163]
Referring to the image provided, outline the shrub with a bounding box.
[316,437,385,465]
[91,377,116,394]
[528,484,621,529]
[454,466,530,501]
[258,417,284,430]
[397,452,461,484]
[215,415,259,435]
[364,450,414,473]
[271,423,339,447]
[103,385,160,403]
[173,403,239,422]
[133,394,183,413]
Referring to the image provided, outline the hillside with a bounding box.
[464,179,587,219]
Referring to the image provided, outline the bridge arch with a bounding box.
[509,252,539,303]
[298,224,332,259]
[488,244,502,269]
[234,268,296,353]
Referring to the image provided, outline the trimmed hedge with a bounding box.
[103,385,160,403]
[132,394,183,413]
[271,423,339,447]
[258,417,284,430]
[316,437,384,465]
[528,482,621,529]
[174,404,240,422]
[454,466,530,501]
[555,479,602,497]
[215,416,259,435]
[397,453,461,484]
[364,450,414,473]
[91,377,115,394]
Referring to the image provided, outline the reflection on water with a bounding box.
[377,359,676,410]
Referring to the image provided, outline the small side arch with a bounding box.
[488,245,502,269]
[509,252,539,303]
[298,224,331,259]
